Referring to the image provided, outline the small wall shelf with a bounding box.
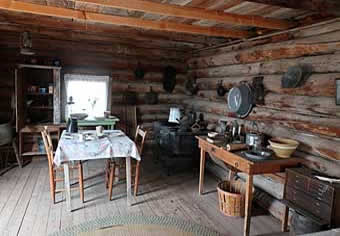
[26,93,53,96]
[30,106,54,110]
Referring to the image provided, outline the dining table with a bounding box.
[54,129,140,212]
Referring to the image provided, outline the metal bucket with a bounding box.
[0,121,12,146]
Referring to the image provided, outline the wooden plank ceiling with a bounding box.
[0,0,337,52]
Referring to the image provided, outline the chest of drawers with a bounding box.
[283,168,340,227]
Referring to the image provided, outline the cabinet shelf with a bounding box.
[22,151,46,157]
[30,106,54,110]
[27,93,53,96]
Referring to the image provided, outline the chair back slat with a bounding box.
[41,127,55,167]
[134,125,147,156]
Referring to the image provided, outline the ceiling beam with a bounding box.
[244,0,340,16]
[0,23,200,50]
[76,0,294,30]
[0,0,251,38]
[0,12,225,47]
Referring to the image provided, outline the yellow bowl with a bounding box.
[269,138,299,158]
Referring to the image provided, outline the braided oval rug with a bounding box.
[49,215,222,236]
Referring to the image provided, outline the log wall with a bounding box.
[0,31,188,145]
[185,20,340,216]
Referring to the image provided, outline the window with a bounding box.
[64,74,110,120]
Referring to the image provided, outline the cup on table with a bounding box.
[104,111,110,118]
[79,134,84,142]
[96,126,104,136]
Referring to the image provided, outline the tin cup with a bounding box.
[96,126,104,136]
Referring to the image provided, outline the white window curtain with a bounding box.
[64,74,110,120]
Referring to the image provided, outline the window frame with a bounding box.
[62,73,112,121]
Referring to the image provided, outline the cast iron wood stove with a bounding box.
[153,121,203,175]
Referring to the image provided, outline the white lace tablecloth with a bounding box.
[54,130,140,166]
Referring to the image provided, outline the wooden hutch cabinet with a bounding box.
[15,64,61,160]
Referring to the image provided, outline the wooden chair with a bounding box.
[113,105,137,139]
[106,125,147,199]
[41,127,84,204]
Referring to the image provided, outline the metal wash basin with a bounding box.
[243,149,274,161]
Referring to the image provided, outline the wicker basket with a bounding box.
[217,180,246,217]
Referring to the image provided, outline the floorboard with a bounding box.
[0,158,283,236]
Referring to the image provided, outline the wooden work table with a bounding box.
[196,136,301,236]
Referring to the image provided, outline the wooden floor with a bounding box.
[0,157,284,236]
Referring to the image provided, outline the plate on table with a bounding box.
[64,133,73,139]
[95,116,105,121]
[84,135,95,141]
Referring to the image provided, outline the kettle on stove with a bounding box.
[66,118,78,133]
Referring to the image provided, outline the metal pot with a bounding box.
[246,133,263,149]
[246,122,263,149]
[145,86,158,105]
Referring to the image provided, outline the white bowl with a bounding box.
[208,132,219,138]
[268,138,299,158]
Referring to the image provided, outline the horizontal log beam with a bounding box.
[191,53,340,78]
[190,29,340,68]
[0,23,200,51]
[111,81,185,94]
[111,71,186,84]
[193,85,338,119]
[77,0,294,30]
[245,0,340,16]
[0,35,186,60]
[189,41,340,69]
[0,51,186,73]
[112,93,189,105]
[296,151,340,178]
[0,0,250,38]
[195,73,338,97]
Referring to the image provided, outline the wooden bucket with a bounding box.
[217,180,246,217]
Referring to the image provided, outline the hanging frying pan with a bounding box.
[227,83,254,118]
[281,66,303,88]
[134,63,145,79]
[185,77,198,95]
[163,66,177,93]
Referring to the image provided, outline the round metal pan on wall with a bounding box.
[227,83,253,118]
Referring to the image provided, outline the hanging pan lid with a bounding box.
[281,66,303,88]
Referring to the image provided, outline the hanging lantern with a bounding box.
[20,32,35,55]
